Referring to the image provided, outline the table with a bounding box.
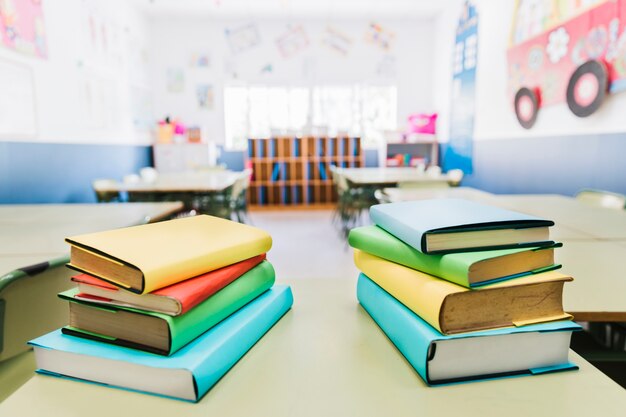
[0,202,183,362]
[382,186,497,203]
[1,278,624,416]
[99,171,242,193]
[338,167,451,186]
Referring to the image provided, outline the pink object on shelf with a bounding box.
[407,113,437,134]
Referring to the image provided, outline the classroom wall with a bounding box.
[147,16,436,146]
[433,0,626,195]
[0,0,154,203]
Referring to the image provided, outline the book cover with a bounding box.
[348,226,561,287]
[66,215,272,294]
[30,285,293,402]
[60,260,276,355]
[354,250,572,334]
[71,254,266,315]
[357,274,580,385]
[369,199,554,254]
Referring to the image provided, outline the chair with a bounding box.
[374,189,391,204]
[92,179,122,203]
[447,169,464,187]
[229,169,252,223]
[575,189,626,210]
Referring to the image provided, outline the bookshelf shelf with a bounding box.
[246,136,364,206]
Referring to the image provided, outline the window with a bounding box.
[224,84,396,149]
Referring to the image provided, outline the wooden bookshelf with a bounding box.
[246,136,364,206]
[385,134,439,167]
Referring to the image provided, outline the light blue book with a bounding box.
[29,285,293,402]
[357,274,579,385]
[370,199,555,254]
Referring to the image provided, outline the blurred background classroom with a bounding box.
[0,0,625,405]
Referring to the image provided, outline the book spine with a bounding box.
[357,274,434,385]
[193,286,293,400]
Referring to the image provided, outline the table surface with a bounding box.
[1,277,624,417]
[98,171,242,192]
[0,202,183,275]
[338,167,451,185]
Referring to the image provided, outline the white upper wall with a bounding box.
[147,17,437,145]
[0,0,151,145]
[434,0,626,142]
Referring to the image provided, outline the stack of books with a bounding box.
[28,215,293,402]
[349,199,581,385]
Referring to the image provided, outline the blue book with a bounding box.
[293,139,300,157]
[269,139,276,157]
[29,285,293,402]
[271,163,281,181]
[357,274,579,385]
[318,162,327,180]
[370,199,555,254]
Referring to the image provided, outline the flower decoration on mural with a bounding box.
[546,27,570,63]
[606,18,620,60]
[527,46,544,71]
[612,29,626,76]
[571,38,587,66]
[586,26,608,59]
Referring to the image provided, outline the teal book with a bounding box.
[370,199,555,254]
[59,261,275,355]
[357,274,580,385]
[349,226,562,287]
[30,285,293,402]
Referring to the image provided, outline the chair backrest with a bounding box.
[329,165,349,193]
[575,189,626,210]
[447,169,464,187]
[92,179,121,203]
[398,181,449,189]
[374,189,391,204]
[231,169,253,200]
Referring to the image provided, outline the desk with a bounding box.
[1,278,624,416]
[338,167,451,186]
[100,171,241,193]
[492,194,626,240]
[0,202,183,361]
[382,186,497,203]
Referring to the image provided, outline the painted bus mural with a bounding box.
[508,0,626,128]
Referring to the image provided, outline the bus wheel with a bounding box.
[566,59,608,117]
[514,87,540,129]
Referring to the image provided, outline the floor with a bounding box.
[248,209,361,280]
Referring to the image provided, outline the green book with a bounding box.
[348,226,561,288]
[59,260,275,355]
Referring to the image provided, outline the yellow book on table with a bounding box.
[354,250,573,334]
[66,215,272,294]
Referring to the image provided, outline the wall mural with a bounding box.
[508,0,626,128]
[444,0,478,174]
[0,0,47,59]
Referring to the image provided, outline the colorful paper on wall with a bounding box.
[190,53,210,68]
[323,26,352,56]
[166,68,184,93]
[225,23,261,54]
[276,25,309,58]
[196,84,214,110]
[365,22,394,51]
[0,0,47,59]
[444,0,478,174]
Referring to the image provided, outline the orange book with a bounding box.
[71,254,266,316]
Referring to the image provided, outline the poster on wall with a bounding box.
[166,68,185,93]
[190,53,210,68]
[196,84,215,110]
[0,0,47,58]
[276,25,309,58]
[444,0,478,174]
[508,0,626,127]
[225,23,261,55]
[0,58,36,138]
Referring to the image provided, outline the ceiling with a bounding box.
[133,0,452,19]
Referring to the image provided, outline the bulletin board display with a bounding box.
[0,58,37,139]
[0,0,47,59]
[444,1,478,174]
[507,0,626,108]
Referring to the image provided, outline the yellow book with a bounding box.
[66,215,272,294]
[354,250,573,334]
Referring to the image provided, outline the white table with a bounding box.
[1,278,624,416]
[99,171,242,193]
[337,167,451,186]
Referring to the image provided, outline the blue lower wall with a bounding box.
[453,133,626,196]
[0,142,152,204]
